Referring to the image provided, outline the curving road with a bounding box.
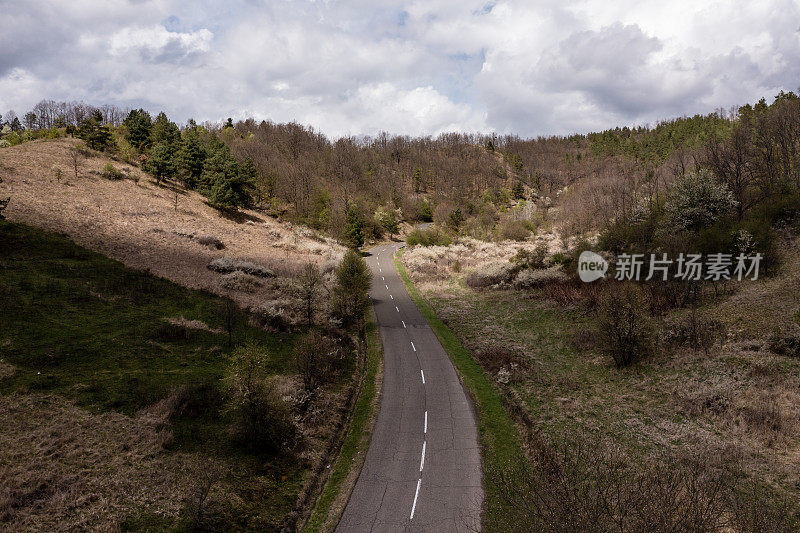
[337,243,483,532]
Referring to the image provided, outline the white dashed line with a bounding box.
[385,284,389,290]
[420,369,425,384]
[396,306,400,312]
[410,478,421,520]
[420,441,426,472]
[410,341,416,352]
[390,294,394,300]
[382,276,385,281]
[424,410,427,432]
[379,268,382,273]
[402,320,406,328]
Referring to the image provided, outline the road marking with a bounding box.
[396,306,400,312]
[410,478,421,520]
[390,294,394,300]
[424,410,427,432]
[420,440,426,472]
[385,284,389,290]
[420,369,425,384]
[410,341,416,351]
[379,268,382,273]
[382,276,385,281]
[402,320,406,328]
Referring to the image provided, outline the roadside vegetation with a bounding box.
[0,221,373,531]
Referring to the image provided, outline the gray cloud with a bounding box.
[1,0,798,137]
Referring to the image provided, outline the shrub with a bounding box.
[207,257,275,278]
[768,324,800,358]
[196,234,225,249]
[597,283,654,367]
[293,330,346,393]
[251,301,290,331]
[474,347,529,383]
[102,162,124,180]
[406,227,451,247]
[662,312,726,354]
[225,342,296,453]
[465,262,518,289]
[512,268,567,290]
[510,242,548,269]
[498,219,530,241]
[219,271,262,292]
[662,169,737,233]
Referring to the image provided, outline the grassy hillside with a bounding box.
[0,221,334,531]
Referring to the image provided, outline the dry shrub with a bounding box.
[680,385,732,417]
[219,271,262,292]
[512,267,567,290]
[180,457,227,531]
[597,283,654,367]
[662,312,726,354]
[488,432,769,533]
[250,300,291,331]
[498,219,530,241]
[475,347,529,383]
[207,257,275,278]
[540,277,604,307]
[738,399,787,437]
[195,234,225,250]
[466,262,518,289]
[293,330,350,394]
[768,324,800,358]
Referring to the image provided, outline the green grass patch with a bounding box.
[394,250,526,528]
[302,310,382,532]
[0,221,308,530]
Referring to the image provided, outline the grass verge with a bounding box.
[393,249,526,528]
[301,310,382,532]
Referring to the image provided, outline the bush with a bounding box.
[406,227,451,247]
[465,263,518,289]
[510,242,548,269]
[662,312,726,354]
[597,283,654,367]
[102,162,124,180]
[498,219,530,241]
[512,268,567,290]
[219,271,262,292]
[196,234,225,249]
[225,342,296,453]
[662,169,737,233]
[207,257,275,278]
[768,324,800,358]
[293,330,347,393]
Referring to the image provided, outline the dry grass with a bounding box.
[0,139,344,317]
[401,234,800,520]
[0,393,230,531]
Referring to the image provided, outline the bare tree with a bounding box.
[69,146,83,179]
[296,262,324,327]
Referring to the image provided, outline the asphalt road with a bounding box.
[336,243,483,532]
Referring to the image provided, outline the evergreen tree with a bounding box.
[342,207,364,248]
[77,110,111,151]
[331,249,372,333]
[123,109,152,151]
[23,112,37,130]
[200,143,254,209]
[178,126,205,187]
[512,180,525,199]
[144,142,177,185]
[10,117,22,131]
[150,111,181,147]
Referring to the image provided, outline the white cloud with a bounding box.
[1,0,798,137]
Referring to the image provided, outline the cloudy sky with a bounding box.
[1,0,799,138]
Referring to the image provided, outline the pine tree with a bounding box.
[342,207,364,249]
[77,110,111,151]
[331,249,372,333]
[150,112,181,147]
[123,109,152,151]
[144,142,177,185]
[178,127,205,187]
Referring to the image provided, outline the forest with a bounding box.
[2,92,800,252]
